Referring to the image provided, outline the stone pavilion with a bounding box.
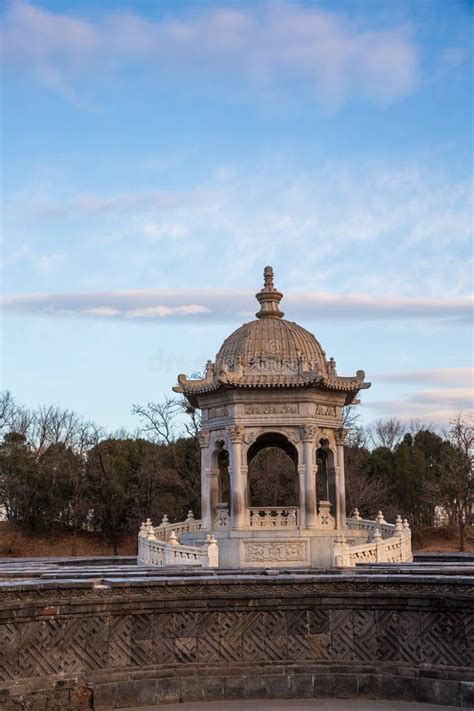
[175,267,361,566]
[139,266,412,569]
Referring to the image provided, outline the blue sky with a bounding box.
[1,0,473,432]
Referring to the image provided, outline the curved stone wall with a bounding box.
[0,565,473,709]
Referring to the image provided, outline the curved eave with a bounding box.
[174,376,371,406]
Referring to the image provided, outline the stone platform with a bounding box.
[0,558,472,709]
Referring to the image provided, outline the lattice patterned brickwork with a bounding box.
[1,605,472,683]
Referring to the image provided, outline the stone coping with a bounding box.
[0,568,473,588]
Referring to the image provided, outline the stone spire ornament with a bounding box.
[255,265,284,319]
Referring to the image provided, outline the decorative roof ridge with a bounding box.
[320,371,371,391]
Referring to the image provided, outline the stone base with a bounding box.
[181,529,347,568]
[2,666,473,709]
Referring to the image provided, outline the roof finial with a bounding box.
[263,265,275,290]
[255,265,284,319]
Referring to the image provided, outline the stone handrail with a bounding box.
[138,524,217,567]
[248,507,299,528]
[335,513,412,567]
[346,512,396,540]
[152,512,202,542]
[347,531,411,565]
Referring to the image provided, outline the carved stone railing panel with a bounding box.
[138,530,218,568]
[334,525,412,567]
[248,507,299,528]
[349,530,412,565]
[154,515,202,542]
[214,506,231,529]
[346,516,395,540]
[317,500,335,529]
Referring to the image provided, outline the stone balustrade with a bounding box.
[335,513,412,566]
[248,507,299,528]
[151,511,202,543]
[138,520,217,567]
[346,509,397,539]
[139,509,412,569]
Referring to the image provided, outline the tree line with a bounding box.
[344,410,473,550]
[0,393,201,554]
[0,391,472,552]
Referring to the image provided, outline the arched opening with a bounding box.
[316,438,336,516]
[217,447,230,505]
[247,432,299,508]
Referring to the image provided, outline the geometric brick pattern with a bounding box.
[353,609,377,661]
[331,609,354,660]
[376,610,400,662]
[1,606,473,682]
[0,583,473,691]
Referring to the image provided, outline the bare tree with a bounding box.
[345,467,391,519]
[369,417,406,451]
[343,404,368,448]
[408,419,434,437]
[132,397,182,444]
[178,398,201,440]
[27,405,83,456]
[0,391,16,433]
[4,400,34,440]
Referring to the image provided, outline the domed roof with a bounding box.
[173,266,369,401]
[216,312,327,375]
[214,267,327,384]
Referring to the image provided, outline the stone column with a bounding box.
[301,425,317,529]
[198,431,211,530]
[209,467,220,530]
[241,463,249,512]
[335,428,347,529]
[228,425,246,530]
[297,463,306,528]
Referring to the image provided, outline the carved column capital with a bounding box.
[300,424,317,443]
[228,424,245,443]
[335,427,348,446]
[197,430,211,448]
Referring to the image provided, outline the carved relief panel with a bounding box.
[243,539,308,563]
[244,403,299,415]
[314,403,337,418]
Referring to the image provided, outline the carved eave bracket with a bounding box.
[173,369,217,394]
[319,369,371,405]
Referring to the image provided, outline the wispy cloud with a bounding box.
[365,368,473,425]
[410,388,472,408]
[1,0,420,108]
[1,288,471,323]
[375,367,473,388]
[5,159,472,300]
[365,390,473,426]
[29,188,220,217]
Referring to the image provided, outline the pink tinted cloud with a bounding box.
[1,288,471,322]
